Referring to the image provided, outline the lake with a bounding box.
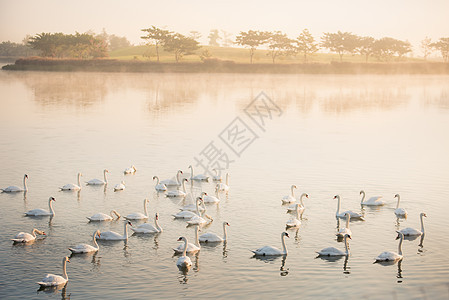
[0,70,448,299]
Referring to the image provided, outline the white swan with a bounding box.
[60,173,82,191]
[199,222,230,243]
[86,169,109,185]
[1,174,28,192]
[337,213,352,237]
[188,165,209,182]
[317,234,351,256]
[217,173,230,192]
[399,213,426,236]
[394,194,408,218]
[166,178,188,198]
[334,195,364,220]
[251,232,289,256]
[187,199,213,226]
[173,197,202,219]
[286,204,301,228]
[153,176,167,191]
[125,198,149,220]
[11,228,46,243]
[281,185,297,204]
[201,187,220,204]
[25,197,56,216]
[131,213,163,233]
[113,181,125,191]
[375,231,404,262]
[69,230,101,254]
[360,190,385,206]
[160,170,183,187]
[173,225,201,254]
[286,193,309,212]
[176,237,192,269]
[124,165,137,174]
[212,169,222,182]
[87,210,121,221]
[97,221,132,241]
[37,257,70,287]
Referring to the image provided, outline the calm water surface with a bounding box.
[0,70,448,299]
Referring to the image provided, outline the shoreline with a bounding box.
[2,58,449,74]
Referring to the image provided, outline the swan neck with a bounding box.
[93,232,99,249]
[360,191,365,203]
[396,195,400,209]
[144,200,148,217]
[176,172,181,184]
[345,216,350,228]
[124,222,129,240]
[299,194,305,206]
[336,196,341,215]
[398,235,403,255]
[32,228,37,238]
[223,223,228,241]
[155,176,160,185]
[195,199,200,215]
[104,170,108,183]
[420,215,425,234]
[49,199,55,216]
[291,186,295,197]
[23,175,28,191]
[195,226,200,247]
[344,236,350,255]
[155,217,162,232]
[281,233,287,254]
[182,180,186,193]
[62,259,68,280]
[182,238,188,257]
[226,173,229,185]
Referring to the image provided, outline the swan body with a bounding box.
[282,185,297,204]
[286,193,309,212]
[60,173,82,191]
[11,228,46,243]
[113,181,125,191]
[216,173,230,192]
[87,210,121,221]
[286,204,301,228]
[160,170,183,187]
[97,221,132,241]
[1,174,28,192]
[153,176,167,191]
[334,195,364,220]
[25,197,56,216]
[337,213,352,237]
[86,169,109,185]
[252,232,289,256]
[37,257,70,287]
[124,165,137,174]
[69,230,100,254]
[201,189,220,204]
[375,231,404,262]
[394,194,408,218]
[187,199,212,225]
[360,190,385,206]
[212,169,222,182]
[399,213,426,236]
[173,226,201,254]
[131,213,163,233]
[199,222,230,243]
[317,234,351,256]
[166,179,188,197]
[188,165,209,182]
[125,199,149,220]
[176,237,192,269]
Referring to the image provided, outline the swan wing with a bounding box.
[252,246,282,256]
[69,244,97,253]
[199,232,222,242]
[399,227,421,236]
[97,231,122,240]
[86,179,104,185]
[37,274,67,286]
[25,208,51,216]
[2,185,22,192]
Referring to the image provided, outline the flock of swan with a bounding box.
[2,167,428,289]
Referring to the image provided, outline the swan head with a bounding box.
[305,193,309,198]
[333,195,340,200]
[95,230,101,238]
[359,190,365,195]
[24,174,29,179]
[49,197,56,202]
[291,185,297,189]
[155,213,159,220]
[183,178,188,182]
[152,176,157,181]
[127,221,133,226]
[344,234,352,240]
[35,229,46,235]
[105,169,109,173]
[132,165,137,171]
[282,232,290,238]
[144,198,149,204]
[395,231,404,240]
[394,194,400,198]
[177,236,187,242]
[224,222,230,226]
[64,256,70,263]
[420,212,427,218]
[121,181,125,185]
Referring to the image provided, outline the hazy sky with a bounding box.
[1,0,448,54]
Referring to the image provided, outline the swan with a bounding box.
[217,173,230,192]
[1,174,28,192]
[37,257,70,287]
[286,193,309,212]
[60,173,82,191]
[199,222,230,243]
[394,194,408,218]
[113,181,125,191]
[125,199,149,220]
[25,197,56,216]
[173,197,202,219]
[97,221,132,241]
[375,231,404,262]
[399,213,426,236]
[69,230,101,254]
[124,165,137,174]
[251,232,289,256]
[131,213,163,233]
[337,213,352,237]
[187,199,213,226]
[286,204,301,228]
[11,228,46,243]
[212,169,222,182]
[281,185,297,204]
[173,225,201,254]
[176,237,192,269]
[201,188,220,204]
[188,165,209,182]
[334,195,364,220]
[179,199,206,213]
[160,170,183,187]
[360,190,385,206]
[87,210,121,221]
[166,178,188,197]
[153,176,167,191]
[86,169,109,185]
[317,234,351,256]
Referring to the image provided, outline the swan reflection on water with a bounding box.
[280,255,289,276]
[37,283,70,300]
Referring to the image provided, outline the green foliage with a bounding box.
[321,31,359,62]
[372,37,412,61]
[0,41,38,57]
[235,30,270,63]
[162,33,200,62]
[266,31,294,63]
[208,29,221,47]
[141,26,172,62]
[431,38,449,62]
[295,29,319,63]
[357,36,375,62]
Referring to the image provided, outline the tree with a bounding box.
[372,37,411,62]
[162,33,200,62]
[189,31,202,42]
[109,35,131,51]
[321,31,359,62]
[356,36,375,62]
[141,26,172,62]
[295,29,319,63]
[221,30,234,47]
[266,31,293,63]
[421,37,432,60]
[235,30,269,64]
[208,29,221,47]
[431,37,449,62]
